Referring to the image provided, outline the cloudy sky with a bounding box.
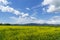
[0,0,60,24]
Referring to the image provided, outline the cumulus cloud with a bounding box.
[42,0,60,12]
[0,0,9,5]
[10,16,46,24]
[0,6,21,15]
[0,0,29,17]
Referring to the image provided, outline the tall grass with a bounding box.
[0,26,60,40]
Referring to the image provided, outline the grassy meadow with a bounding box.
[0,25,60,40]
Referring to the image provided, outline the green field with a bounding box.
[0,25,60,40]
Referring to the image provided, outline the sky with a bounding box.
[0,0,60,24]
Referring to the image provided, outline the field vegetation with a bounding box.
[0,25,60,40]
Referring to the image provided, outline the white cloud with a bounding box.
[10,15,60,24]
[0,0,29,17]
[21,13,29,17]
[42,0,53,5]
[0,0,20,15]
[42,0,60,12]
[13,10,21,15]
[47,16,60,24]
[0,0,34,24]
[30,17,36,19]
[26,8,30,10]
[0,5,21,15]
[33,20,46,24]
[47,5,56,12]
[10,16,46,24]
[1,0,60,24]
[10,16,31,24]
[0,0,9,5]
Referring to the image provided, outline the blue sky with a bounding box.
[0,0,60,24]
